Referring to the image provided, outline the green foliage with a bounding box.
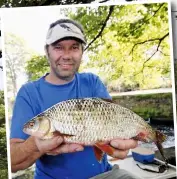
[0,126,8,179]
[112,93,173,119]
[26,55,49,81]
[0,91,5,126]
[0,104,5,126]
[0,91,4,105]
[0,91,8,178]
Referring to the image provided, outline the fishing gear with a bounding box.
[136,160,169,173]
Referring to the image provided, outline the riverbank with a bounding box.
[112,93,173,121]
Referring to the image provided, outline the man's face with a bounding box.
[47,39,83,81]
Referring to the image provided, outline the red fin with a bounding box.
[95,142,116,157]
[93,146,105,163]
[133,132,147,142]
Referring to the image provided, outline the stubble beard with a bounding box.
[51,61,81,82]
[47,50,82,83]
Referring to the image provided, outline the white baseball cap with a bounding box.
[46,22,86,45]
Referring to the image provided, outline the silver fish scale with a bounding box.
[43,98,153,145]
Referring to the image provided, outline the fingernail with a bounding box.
[111,141,118,148]
[75,147,84,152]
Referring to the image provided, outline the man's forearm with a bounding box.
[11,151,42,173]
[10,136,43,172]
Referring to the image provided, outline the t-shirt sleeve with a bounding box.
[10,85,35,140]
[93,75,111,99]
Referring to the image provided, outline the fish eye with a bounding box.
[29,122,34,128]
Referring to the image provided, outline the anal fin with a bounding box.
[93,146,105,163]
[95,142,117,158]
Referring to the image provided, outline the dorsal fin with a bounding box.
[100,98,114,103]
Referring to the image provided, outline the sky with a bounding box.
[3,6,67,55]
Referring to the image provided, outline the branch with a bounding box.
[84,5,114,51]
[158,50,170,56]
[0,66,2,71]
[130,32,169,60]
[40,0,58,5]
[133,32,169,77]
[133,3,165,33]
[98,0,109,3]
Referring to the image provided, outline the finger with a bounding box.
[111,149,129,159]
[41,136,63,147]
[35,136,64,152]
[110,139,138,150]
[46,152,58,156]
[52,143,84,154]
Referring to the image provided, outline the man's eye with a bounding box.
[72,46,79,50]
[54,46,62,50]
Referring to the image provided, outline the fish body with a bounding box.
[23,98,166,162]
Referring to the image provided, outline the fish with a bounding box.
[23,97,167,163]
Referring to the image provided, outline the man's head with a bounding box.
[45,19,86,83]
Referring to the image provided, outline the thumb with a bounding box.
[35,136,64,153]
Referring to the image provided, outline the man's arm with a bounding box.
[11,137,43,173]
[11,136,84,173]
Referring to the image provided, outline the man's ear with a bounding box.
[44,45,50,63]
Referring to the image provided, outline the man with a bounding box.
[10,18,138,179]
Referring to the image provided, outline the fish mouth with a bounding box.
[23,128,46,138]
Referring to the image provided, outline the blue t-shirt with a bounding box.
[11,72,112,179]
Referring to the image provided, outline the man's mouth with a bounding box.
[59,64,73,70]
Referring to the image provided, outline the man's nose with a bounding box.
[62,50,71,60]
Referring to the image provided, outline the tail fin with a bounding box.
[156,130,166,143]
[155,131,168,165]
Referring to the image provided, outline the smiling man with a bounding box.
[10,19,138,179]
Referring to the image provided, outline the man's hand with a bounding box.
[109,139,138,159]
[35,136,84,156]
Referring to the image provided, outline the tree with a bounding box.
[5,33,30,97]
[69,3,170,90]
[26,55,49,81]
[26,3,171,91]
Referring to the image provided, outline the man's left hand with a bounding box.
[109,139,138,159]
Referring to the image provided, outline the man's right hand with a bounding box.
[35,136,84,156]
[11,135,84,172]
